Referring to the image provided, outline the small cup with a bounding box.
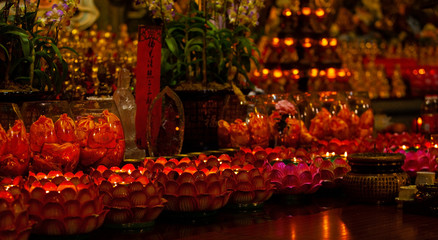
[415,171,436,186]
[398,185,417,201]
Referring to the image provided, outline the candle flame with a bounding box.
[343,152,348,158]
[417,117,423,126]
[401,145,407,150]
[325,152,330,158]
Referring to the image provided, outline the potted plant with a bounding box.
[0,0,79,100]
[134,0,264,151]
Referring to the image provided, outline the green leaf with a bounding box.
[49,42,62,60]
[0,43,9,60]
[165,37,180,56]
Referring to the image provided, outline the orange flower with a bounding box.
[230,119,250,147]
[248,113,270,147]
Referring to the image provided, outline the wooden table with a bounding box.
[31,193,438,240]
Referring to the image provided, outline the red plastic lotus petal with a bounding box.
[144,183,157,197]
[299,172,313,184]
[81,215,99,233]
[64,200,80,217]
[403,159,419,172]
[231,191,255,204]
[319,169,335,181]
[112,185,129,199]
[298,183,312,193]
[224,178,236,191]
[101,192,112,206]
[77,189,93,203]
[136,176,149,185]
[195,180,208,194]
[236,182,253,192]
[236,171,251,183]
[28,199,42,217]
[110,198,131,209]
[297,162,311,175]
[130,191,148,206]
[177,172,195,184]
[177,196,198,212]
[282,175,300,187]
[165,181,179,195]
[128,182,144,193]
[254,189,274,203]
[0,210,14,230]
[221,169,234,178]
[47,171,63,179]
[163,195,178,211]
[98,181,113,194]
[197,194,212,211]
[131,207,147,222]
[270,169,285,182]
[178,182,197,196]
[319,160,335,170]
[63,217,82,235]
[42,202,65,219]
[42,182,58,192]
[15,211,29,230]
[333,167,349,179]
[312,173,322,185]
[146,196,162,206]
[51,176,66,186]
[210,195,227,211]
[141,205,165,222]
[207,181,222,195]
[251,176,265,189]
[272,161,286,170]
[37,219,66,235]
[308,184,322,194]
[106,208,132,224]
[284,164,297,176]
[206,173,220,184]
[81,200,97,217]
[333,158,348,167]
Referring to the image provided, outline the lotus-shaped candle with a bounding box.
[0,178,33,240]
[23,171,107,235]
[29,114,80,173]
[312,156,351,188]
[394,149,437,178]
[220,164,274,207]
[0,120,30,177]
[76,110,125,168]
[90,164,166,226]
[146,158,231,213]
[268,161,322,194]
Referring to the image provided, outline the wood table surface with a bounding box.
[31,193,438,240]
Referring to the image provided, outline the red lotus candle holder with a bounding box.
[76,110,125,169]
[268,161,322,195]
[0,177,33,240]
[29,114,80,173]
[90,164,166,227]
[23,171,107,235]
[220,164,274,208]
[388,148,437,178]
[0,120,30,177]
[145,158,231,213]
[312,155,351,188]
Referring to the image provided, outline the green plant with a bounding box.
[135,0,263,91]
[0,0,79,93]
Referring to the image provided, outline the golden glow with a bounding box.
[175,127,180,131]
[338,69,346,78]
[302,7,311,16]
[327,68,337,79]
[343,152,348,158]
[315,8,325,17]
[329,38,338,47]
[253,70,261,77]
[273,69,283,78]
[323,212,329,239]
[283,9,292,17]
[310,68,319,77]
[417,117,423,126]
[284,37,294,46]
[319,70,326,76]
[419,68,426,75]
[272,37,280,47]
[402,145,408,150]
[435,144,438,148]
[262,68,270,75]
[320,38,328,47]
[302,38,312,48]
[292,69,300,75]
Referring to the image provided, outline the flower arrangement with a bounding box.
[0,0,79,93]
[134,0,263,91]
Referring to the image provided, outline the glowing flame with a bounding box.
[329,38,338,47]
[417,117,423,126]
[327,68,336,79]
[302,38,312,48]
[284,37,294,46]
[315,8,325,17]
[273,69,283,78]
[283,9,292,17]
[310,68,319,77]
[272,37,280,47]
[320,38,328,47]
[302,7,311,16]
